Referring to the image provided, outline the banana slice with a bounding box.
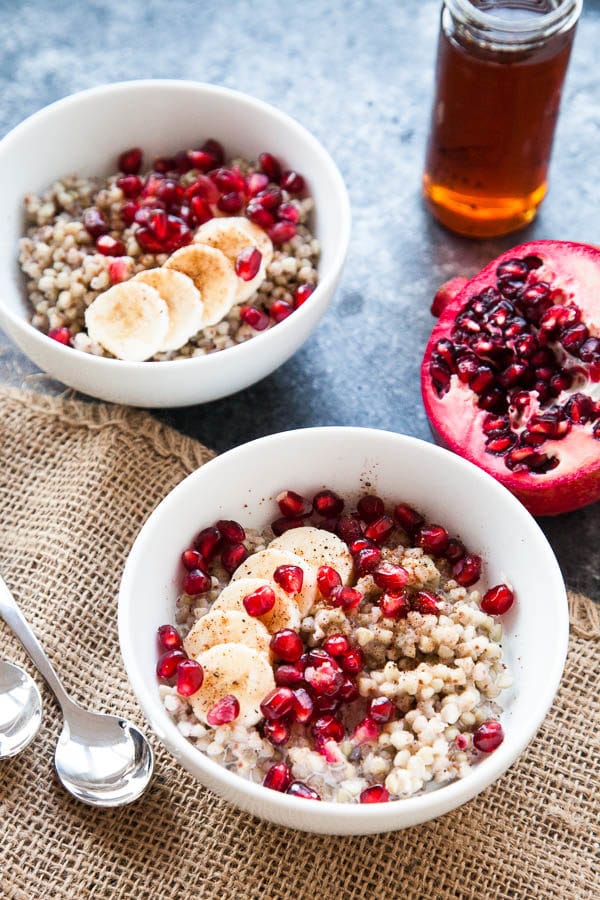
[132,268,203,351]
[232,548,317,618]
[271,527,354,586]
[85,281,169,361]
[184,609,271,658]
[190,643,275,727]
[210,577,301,633]
[194,217,273,303]
[164,244,237,327]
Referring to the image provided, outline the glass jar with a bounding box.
[423,0,582,238]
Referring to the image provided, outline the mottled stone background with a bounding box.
[0,0,598,597]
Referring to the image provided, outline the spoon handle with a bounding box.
[0,575,74,714]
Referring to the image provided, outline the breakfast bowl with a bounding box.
[0,80,350,407]
[118,427,568,835]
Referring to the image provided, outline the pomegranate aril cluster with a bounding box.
[429,253,600,474]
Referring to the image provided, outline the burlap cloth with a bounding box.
[0,386,598,900]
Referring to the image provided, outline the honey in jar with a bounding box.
[423,0,582,238]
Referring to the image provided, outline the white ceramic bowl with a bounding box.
[119,427,568,834]
[0,80,350,407]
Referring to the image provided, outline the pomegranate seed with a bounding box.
[312,714,345,743]
[564,392,594,424]
[157,624,182,651]
[339,647,363,674]
[339,677,359,702]
[455,733,469,750]
[176,659,204,696]
[363,515,395,545]
[336,515,363,545]
[445,539,466,563]
[273,565,304,595]
[194,526,221,559]
[258,152,282,182]
[216,519,245,543]
[380,589,409,619]
[473,719,504,752]
[268,222,296,244]
[580,336,600,361]
[263,762,291,792]
[369,697,395,723]
[561,322,589,354]
[276,490,311,518]
[234,247,262,281]
[246,172,270,197]
[352,716,379,744]
[481,583,514,615]
[270,299,294,323]
[317,565,342,598]
[277,202,300,224]
[372,563,409,591]
[212,166,245,193]
[286,782,320,800]
[322,634,351,657]
[255,188,283,210]
[260,686,295,721]
[181,549,208,572]
[357,495,385,523]
[318,517,339,533]
[330,585,362,611]
[243,585,276,617]
[189,195,212,224]
[183,569,211,595]
[360,785,390,804]
[120,201,138,226]
[264,719,290,745]
[173,150,193,174]
[83,207,109,238]
[96,235,126,256]
[416,524,449,555]
[353,545,382,576]
[304,659,343,697]
[156,178,184,206]
[314,694,341,714]
[185,174,219,204]
[116,174,143,198]
[305,648,330,667]
[240,306,270,331]
[412,590,440,615]
[48,327,71,346]
[206,694,239,726]
[149,209,168,240]
[280,170,305,193]
[118,147,142,174]
[156,649,186,679]
[349,538,371,553]
[153,157,176,174]
[453,554,482,587]
[313,489,344,517]
[221,542,248,574]
[291,687,314,723]
[218,191,244,213]
[270,629,303,662]
[245,202,275,228]
[295,283,316,308]
[271,516,304,536]
[274,663,305,687]
[135,227,163,253]
[108,258,130,284]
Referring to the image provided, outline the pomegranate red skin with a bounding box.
[421,241,600,516]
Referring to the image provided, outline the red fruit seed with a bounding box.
[118,147,142,174]
[176,659,204,696]
[243,585,276,617]
[313,489,344,517]
[206,694,240,726]
[263,762,291,792]
[235,246,262,281]
[157,624,183,651]
[473,719,504,752]
[481,583,515,615]
[322,634,351,657]
[273,564,304,595]
[360,785,390,804]
[260,686,295,721]
[372,563,410,591]
[221,542,248,574]
[216,519,246,543]
[453,554,482,587]
[156,649,186,678]
[183,569,211,595]
[363,515,395,545]
[270,629,304,662]
[317,565,342,598]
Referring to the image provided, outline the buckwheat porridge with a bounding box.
[18,140,319,362]
[156,489,515,803]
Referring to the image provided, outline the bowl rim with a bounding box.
[118,426,569,826]
[0,78,351,370]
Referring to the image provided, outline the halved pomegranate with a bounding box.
[421,241,600,515]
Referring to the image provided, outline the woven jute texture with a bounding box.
[0,386,598,900]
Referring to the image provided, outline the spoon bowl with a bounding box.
[0,660,42,758]
[55,708,153,807]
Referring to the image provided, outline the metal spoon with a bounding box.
[0,575,153,806]
[0,659,42,758]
